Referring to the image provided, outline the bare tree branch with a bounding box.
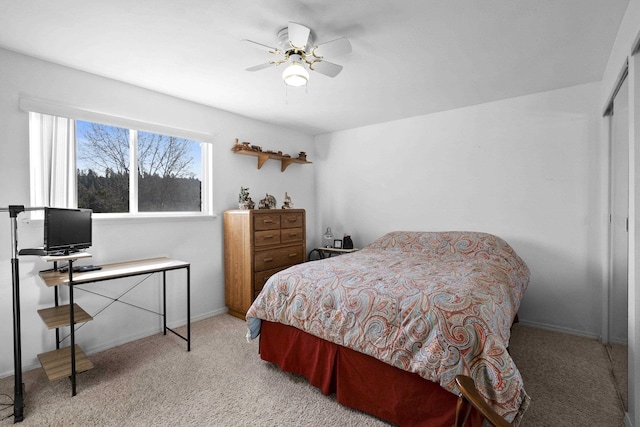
[78,123,196,179]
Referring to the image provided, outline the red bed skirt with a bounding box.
[259,320,481,427]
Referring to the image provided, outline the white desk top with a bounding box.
[39,257,189,287]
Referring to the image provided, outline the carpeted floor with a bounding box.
[0,314,627,426]
[508,324,625,426]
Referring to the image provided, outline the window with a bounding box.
[29,112,212,216]
[77,121,203,213]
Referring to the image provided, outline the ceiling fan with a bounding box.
[243,22,352,87]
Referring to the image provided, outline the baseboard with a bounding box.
[519,319,628,346]
[84,307,229,356]
[611,337,629,346]
[0,307,230,379]
[516,319,601,340]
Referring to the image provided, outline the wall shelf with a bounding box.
[232,140,311,172]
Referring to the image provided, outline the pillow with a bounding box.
[366,231,522,263]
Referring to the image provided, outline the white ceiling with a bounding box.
[0,0,629,135]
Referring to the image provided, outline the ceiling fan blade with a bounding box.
[313,37,352,58]
[242,39,278,53]
[288,22,311,49]
[246,62,276,72]
[310,60,343,78]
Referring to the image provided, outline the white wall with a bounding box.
[315,82,604,337]
[0,47,315,376]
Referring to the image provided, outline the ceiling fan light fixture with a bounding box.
[245,22,350,87]
[282,60,309,87]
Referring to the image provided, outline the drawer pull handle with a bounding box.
[287,218,297,222]
[289,233,297,237]
[264,220,275,224]
[264,257,274,262]
[264,235,275,239]
[289,253,298,258]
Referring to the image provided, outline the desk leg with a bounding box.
[161,267,190,352]
[162,271,167,336]
[187,266,191,352]
[68,263,77,396]
[11,258,24,422]
[55,286,60,349]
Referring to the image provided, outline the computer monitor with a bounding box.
[44,207,92,254]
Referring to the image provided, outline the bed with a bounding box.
[246,231,530,426]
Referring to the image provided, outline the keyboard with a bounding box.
[58,265,102,273]
[19,247,47,256]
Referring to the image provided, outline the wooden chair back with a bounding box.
[454,375,512,427]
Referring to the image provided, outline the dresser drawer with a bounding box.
[254,245,305,271]
[255,229,281,246]
[254,266,288,297]
[254,214,281,230]
[281,227,303,243]
[281,212,303,229]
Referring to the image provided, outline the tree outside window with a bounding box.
[76,121,202,213]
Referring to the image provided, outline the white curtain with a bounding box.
[29,112,77,209]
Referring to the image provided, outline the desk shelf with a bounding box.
[37,304,93,329]
[37,345,93,381]
[37,253,93,393]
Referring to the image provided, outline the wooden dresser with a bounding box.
[224,209,306,319]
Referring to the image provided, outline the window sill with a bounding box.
[23,212,217,225]
[95,212,218,225]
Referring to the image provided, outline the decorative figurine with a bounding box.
[259,193,277,209]
[238,187,255,210]
[281,192,293,209]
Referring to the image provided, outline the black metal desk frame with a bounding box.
[2,205,190,423]
[3,205,30,423]
[41,257,191,397]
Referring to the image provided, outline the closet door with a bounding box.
[610,76,629,343]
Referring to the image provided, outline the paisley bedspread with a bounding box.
[246,231,530,423]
